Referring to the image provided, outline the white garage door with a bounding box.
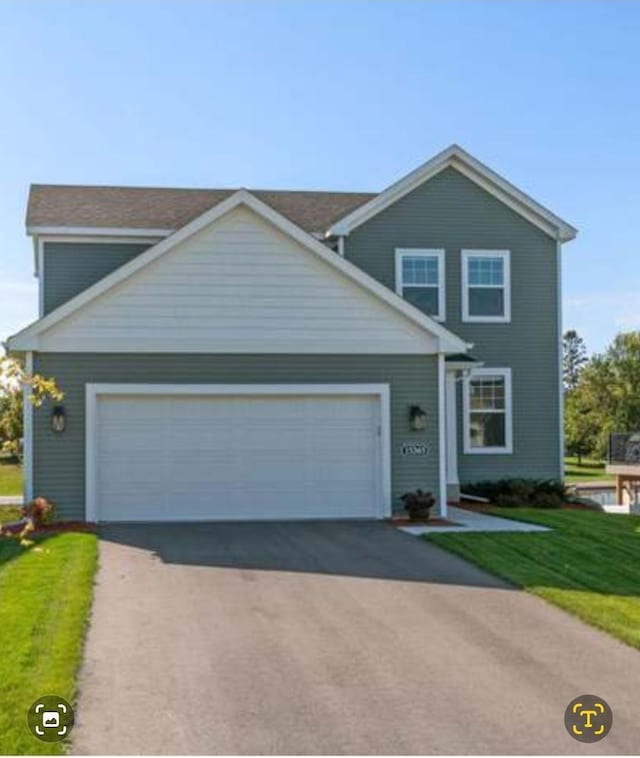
[92,391,384,521]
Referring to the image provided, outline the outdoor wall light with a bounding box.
[409,405,427,431]
[51,405,66,433]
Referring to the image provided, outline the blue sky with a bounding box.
[1,0,639,354]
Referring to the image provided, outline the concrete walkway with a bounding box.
[72,521,640,754]
[399,505,550,535]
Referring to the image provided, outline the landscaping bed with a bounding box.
[425,508,640,650]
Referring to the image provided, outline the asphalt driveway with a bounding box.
[72,521,640,754]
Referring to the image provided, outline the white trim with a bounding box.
[23,352,34,502]
[327,144,577,242]
[27,225,173,238]
[557,240,564,479]
[10,190,468,354]
[461,249,511,323]
[85,383,392,523]
[437,354,447,518]
[337,236,345,257]
[462,367,513,455]
[445,371,459,486]
[395,248,446,322]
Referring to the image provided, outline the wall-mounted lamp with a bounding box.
[409,405,427,431]
[51,405,66,433]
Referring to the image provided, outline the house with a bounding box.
[8,145,577,523]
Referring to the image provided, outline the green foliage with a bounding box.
[563,329,588,391]
[462,478,567,508]
[565,331,640,458]
[400,489,436,520]
[0,356,64,460]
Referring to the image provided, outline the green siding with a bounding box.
[345,167,561,483]
[33,353,440,521]
[43,242,151,314]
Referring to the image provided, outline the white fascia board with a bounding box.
[27,225,174,238]
[327,144,577,243]
[10,189,468,355]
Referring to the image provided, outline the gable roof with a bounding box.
[26,184,375,236]
[327,144,577,242]
[10,189,468,354]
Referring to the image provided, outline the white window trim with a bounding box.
[461,249,511,323]
[462,367,513,454]
[395,248,446,322]
[85,383,391,523]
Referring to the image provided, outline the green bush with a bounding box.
[461,478,567,508]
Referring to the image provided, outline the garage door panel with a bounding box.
[94,392,382,521]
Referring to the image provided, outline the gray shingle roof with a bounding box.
[27,184,376,235]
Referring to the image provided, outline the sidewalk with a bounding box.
[398,505,550,535]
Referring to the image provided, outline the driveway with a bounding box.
[72,521,640,754]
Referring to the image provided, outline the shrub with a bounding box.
[400,489,436,521]
[461,478,567,508]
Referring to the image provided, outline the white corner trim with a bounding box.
[461,249,511,324]
[557,240,564,479]
[438,354,448,518]
[395,248,446,322]
[23,352,34,502]
[27,225,174,238]
[327,144,577,242]
[462,367,513,455]
[10,189,468,354]
[84,383,392,523]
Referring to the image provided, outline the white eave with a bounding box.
[327,144,578,243]
[10,189,469,355]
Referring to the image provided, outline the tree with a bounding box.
[0,356,64,460]
[563,329,588,391]
[564,332,640,460]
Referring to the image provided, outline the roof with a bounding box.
[26,184,375,235]
[10,189,469,355]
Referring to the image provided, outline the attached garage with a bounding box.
[86,384,391,522]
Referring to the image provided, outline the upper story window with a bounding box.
[463,368,513,454]
[461,250,510,323]
[395,248,445,321]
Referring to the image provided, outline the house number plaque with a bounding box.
[400,442,430,457]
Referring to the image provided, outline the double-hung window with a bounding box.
[462,250,510,322]
[463,368,513,454]
[395,249,445,321]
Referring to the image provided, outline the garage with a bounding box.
[86,384,390,522]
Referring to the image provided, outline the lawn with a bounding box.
[0,459,22,496]
[0,507,97,754]
[564,456,614,484]
[427,508,640,650]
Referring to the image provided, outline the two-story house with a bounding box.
[8,145,576,523]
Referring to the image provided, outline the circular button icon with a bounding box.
[27,695,75,742]
[564,694,612,743]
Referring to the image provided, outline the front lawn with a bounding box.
[564,456,614,484]
[0,459,22,496]
[0,511,97,754]
[427,509,640,649]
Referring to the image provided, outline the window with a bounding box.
[395,249,445,321]
[462,250,510,322]
[463,368,512,454]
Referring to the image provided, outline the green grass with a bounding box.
[0,459,22,496]
[427,508,640,649]
[0,520,97,754]
[564,456,614,484]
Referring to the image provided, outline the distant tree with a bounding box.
[565,332,640,459]
[563,330,588,391]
